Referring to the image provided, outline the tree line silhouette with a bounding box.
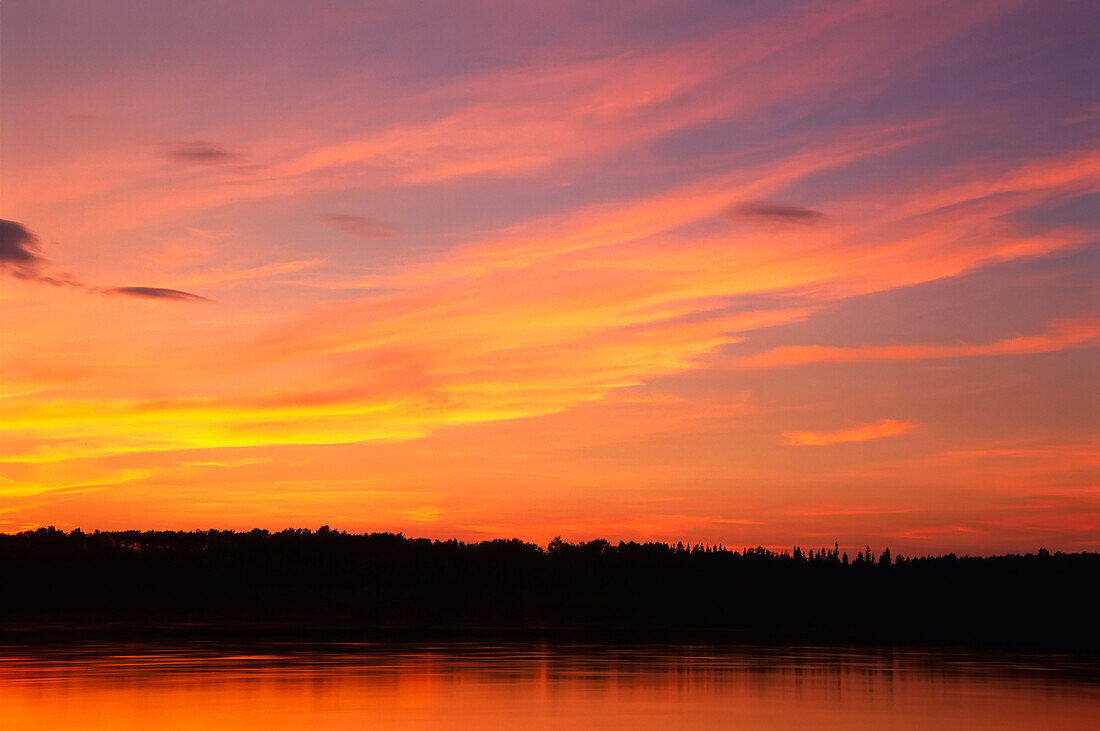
[1,527,1096,649]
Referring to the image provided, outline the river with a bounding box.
[2,643,1097,729]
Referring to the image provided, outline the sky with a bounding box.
[1,0,1097,554]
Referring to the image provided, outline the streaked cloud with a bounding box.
[784,419,916,446]
[0,468,155,499]
[739,317,1100,368]
[322,214,397,240]
[180,457,274,468]
[174,259,324,288]
[2,141,1095,465]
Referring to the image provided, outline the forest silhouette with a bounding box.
[2,527,1096,649]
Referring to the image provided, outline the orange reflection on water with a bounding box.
[1,644,1097,730]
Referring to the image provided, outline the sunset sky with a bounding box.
[1,0,1097,554]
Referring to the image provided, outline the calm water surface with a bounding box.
[1,643,1097,729]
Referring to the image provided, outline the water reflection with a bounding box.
[1,643,1097,729]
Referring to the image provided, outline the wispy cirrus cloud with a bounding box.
[4,139,1095,465]
[173,259,325,288]
[321,214,397,240]
[0,468,156,499]
[262,0,1014,191]
[738,317,1100,369]
[5,0,1023,252]
[783,419,916,446]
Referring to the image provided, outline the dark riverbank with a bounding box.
[3,528,1096,651]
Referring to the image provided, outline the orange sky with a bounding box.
[1,0,1097,554]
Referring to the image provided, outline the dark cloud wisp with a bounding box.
[728,201,827,224]
[322,213,398,240]
[0,219,45,274]
[3,219,208,300]
[166,141,242,164]
[0,219,80,285]
[100,286,211,302]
